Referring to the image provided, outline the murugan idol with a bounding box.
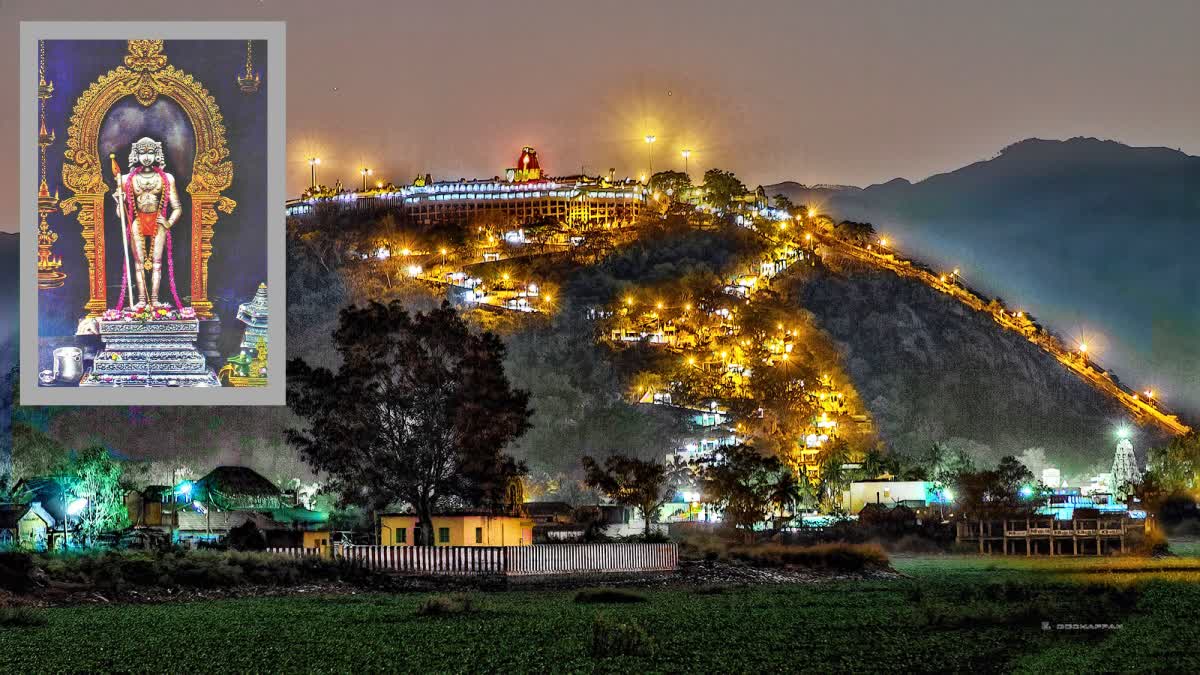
[111,137,182,308]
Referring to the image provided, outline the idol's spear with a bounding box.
[110,153,135,309]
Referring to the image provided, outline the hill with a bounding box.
[782,256,1170,473]
[770,138,1200,418]
[762,181,860,207]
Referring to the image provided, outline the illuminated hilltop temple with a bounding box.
[287,146,645,227]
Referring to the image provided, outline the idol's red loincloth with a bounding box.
[136,212,158,237]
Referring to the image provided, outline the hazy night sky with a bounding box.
[2,1,1198,415]
[2,0,1198,219]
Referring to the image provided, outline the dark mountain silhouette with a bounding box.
[770,137,1200,418]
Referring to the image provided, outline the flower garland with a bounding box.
[117,166,185,312]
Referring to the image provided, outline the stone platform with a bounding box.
[79,318,220,387]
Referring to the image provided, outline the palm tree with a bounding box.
[768,470,803,523]
[861,447,889,480]
[664,456,695,497]
[817,444,851,513]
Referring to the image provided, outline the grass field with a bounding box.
[3,553,1199,673]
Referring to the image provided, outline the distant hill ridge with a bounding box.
[770,137,1200,417]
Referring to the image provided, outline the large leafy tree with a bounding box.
[696,443,788,535]
[288,301,532,545]
[581,454,670,538]
[701,168,748,212]
[648,171,694,201]
[1145,433,1200,493]
[64,444,131,546]
[954,455,1035,517]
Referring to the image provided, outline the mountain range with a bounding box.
[768,137,1200,419]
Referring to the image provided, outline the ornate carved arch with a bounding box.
[61,39,236,318]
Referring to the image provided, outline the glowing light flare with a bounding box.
[66,497,88,516]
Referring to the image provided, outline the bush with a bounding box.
[574,588,648,604]
[0,552,36,592]
[227,522,268,551]
[727,542,889,572]
[416,593,478,617]
[0,607,48,628]
[22,550,360,592]
[589,614,654,659]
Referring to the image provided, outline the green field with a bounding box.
[3,554,1200,673]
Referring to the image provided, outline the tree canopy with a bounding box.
[288,301,532,544]
[581,454,671,537]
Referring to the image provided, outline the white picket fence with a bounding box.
[265,543,678,577]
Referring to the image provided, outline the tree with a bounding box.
[954,455,1035,517]
[1146,433,1200,493]
[767,469,804,521]
[648,171,693,202]
[701,168,748,212]
[695,443,786,535]
[288,301,532,545]
[581,454,670,538]
[834,220,876,246]
[65,444,130,546]
[771,194,796,214]
[816,441,851,513]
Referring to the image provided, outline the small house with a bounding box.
[843,480,935,514]
[379,512,534,547]
[0,502,56,550]
[167,467,330,546]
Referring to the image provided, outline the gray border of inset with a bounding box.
[20,22,286,406]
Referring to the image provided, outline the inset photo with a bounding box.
[19,23,285,405]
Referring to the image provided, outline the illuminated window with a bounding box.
[438,527,450,544]
[475,527,483,544]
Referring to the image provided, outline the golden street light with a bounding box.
[645,135,657,176]
[360,167,372,191]
[807,208,816,218]
[307,156,321,189]
[681,148,691,176]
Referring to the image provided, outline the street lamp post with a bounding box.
[360,167,372,191]
[681,149,690,177]
[307,157,321,189]
[645,135,656,178]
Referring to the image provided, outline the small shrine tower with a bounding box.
[236,283,269,352]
